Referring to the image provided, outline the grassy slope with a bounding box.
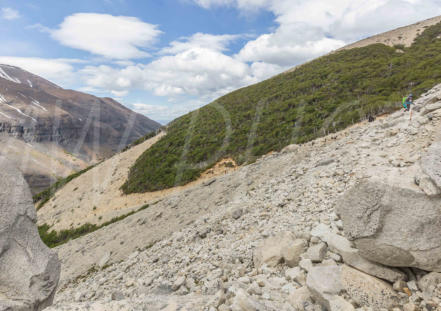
[122,23,441,193]
[33,164,97,210]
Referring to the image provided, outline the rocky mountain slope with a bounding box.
[36,15,441,233]
[340,15,441,50]
[0,64,160,192]
[121,16,441,194]
[45,83,441,310]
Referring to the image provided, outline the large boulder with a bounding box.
[307,265,398,310]
[0,156,60,310]
[337,181,441,272]
[421,142,441,192]
[311,224,405,282]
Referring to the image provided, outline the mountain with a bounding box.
[35,15,441,231]
[121,16,441,193]
[0,64,161,193]
[44,83,441,310]
[27,17,441,309]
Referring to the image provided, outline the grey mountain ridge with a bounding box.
[0,64,161,193]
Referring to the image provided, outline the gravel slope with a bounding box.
[47,85,441,310]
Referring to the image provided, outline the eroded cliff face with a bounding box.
[0,64,161,192]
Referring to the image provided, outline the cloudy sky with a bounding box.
[1,0,441,123]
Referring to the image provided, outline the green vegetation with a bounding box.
[121,23,441,193]
[39,203,150,248]
[121,130,159,152]
[33,164,97,210]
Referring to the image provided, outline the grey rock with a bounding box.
[305,243,327,263]
[299,258,313,272]
[306,265,343,309]
[421,102,441,115]
[253,232,306,268]
[288,286,312,310]
[311,224,405,282]
[111,291,125,301]
[421,142,441,191]
[337,181,441,272]
[231,288,265,311]
[403,303,418,311]
[285,267,306,285]
[342,250,406,283]
[392,280,407,292]
[340,265,399,310]
[284,239,308,267]
[328,296,355,311]
[307,265,399,310]
[316,159,335,167]
[98,251,111,269]
[0,156,60,311]
[231,208,243,220]
[172,276,186,291]
[416,173,441,197]
[417,272,441,300]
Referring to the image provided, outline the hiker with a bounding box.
[403,94,413,111]
[402,94,413,120]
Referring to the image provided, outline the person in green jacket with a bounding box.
[402,94,413,120]
[403,94,413,111]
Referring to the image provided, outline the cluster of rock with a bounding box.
[45,84,441,310]
[0,156,60,311]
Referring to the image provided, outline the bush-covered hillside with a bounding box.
[122,22,441,193]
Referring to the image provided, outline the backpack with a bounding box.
[402,97,408,108]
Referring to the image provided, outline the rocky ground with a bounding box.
[45,84,441,310]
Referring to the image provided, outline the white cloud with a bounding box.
[1,8,20,20]
[0,57,82,86]
[160,33,240,54]
[237,27,345,66]
[51,13,162,59]
[79,33,271,101]
[21,0,440,123]
[194,0,441,66]
[192,0,267,10]
[110,90,129,97]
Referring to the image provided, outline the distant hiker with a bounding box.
[402,94,413,120]
[403,94,413,111]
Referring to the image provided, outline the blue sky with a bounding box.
[1,0,441,123]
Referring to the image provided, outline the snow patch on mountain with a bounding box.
[0,66,21,84]
[31,99,47,112]
[0,111,12,119]
[3,103,37,122]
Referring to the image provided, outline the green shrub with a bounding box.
[120,22,441,193]
[39,203,150,248]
